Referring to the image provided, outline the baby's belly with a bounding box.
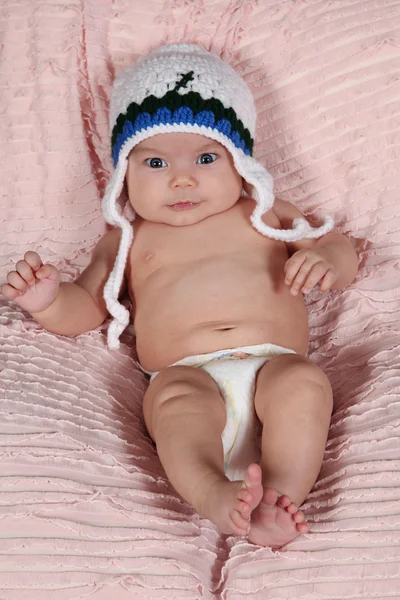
[132,259,310,372]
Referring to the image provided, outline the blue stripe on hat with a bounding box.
[112,108,251,166]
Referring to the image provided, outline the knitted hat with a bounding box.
[102,43,334,350]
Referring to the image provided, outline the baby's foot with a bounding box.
[202,463,263,535]
[248,488,309,548]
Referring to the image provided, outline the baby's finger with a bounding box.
[301,263,330,294]
[284,253,307,287]
[15,260,36,285]
[1,282,23,300]
[289,260,315,295]
[6,271,29,292]
[36,263,60,282]
[24,251,43,272]
[319,268,337,292]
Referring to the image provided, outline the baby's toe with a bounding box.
[245,463,262,484]
[231,506,250,531]
[296,521,309,534]
[262,488,278,506]
[286,502,299,514]
[237,489,252,503]
[293,510,305,524]
[236,498,251,517]
[277,494,292,508]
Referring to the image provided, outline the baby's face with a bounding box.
[126,132,243,226]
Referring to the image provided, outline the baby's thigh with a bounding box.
[143,365,226,441]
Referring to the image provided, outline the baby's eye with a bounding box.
[197,153,218,165]
[145,157,167,168]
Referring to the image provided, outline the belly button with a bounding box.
[143,251,155,262]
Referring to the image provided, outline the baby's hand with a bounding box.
[1,251,61,313]
[284,248,338,296]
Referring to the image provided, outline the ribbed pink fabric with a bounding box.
[1,1,400,598]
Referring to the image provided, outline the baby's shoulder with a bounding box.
[237,196,281,229]
[92,227,122,259]
[270,198,305,227]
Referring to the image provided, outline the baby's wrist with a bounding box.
[30,287,63,320]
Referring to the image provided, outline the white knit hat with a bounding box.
[102,43,334,350]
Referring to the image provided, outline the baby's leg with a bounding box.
[142,365,263,535]
[249,354,333,547]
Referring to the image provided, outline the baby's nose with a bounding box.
[170,170,197,188]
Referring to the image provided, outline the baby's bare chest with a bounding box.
[127,202,286,289]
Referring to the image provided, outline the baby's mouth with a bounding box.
[168,200,200,210]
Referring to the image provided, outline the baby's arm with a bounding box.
[1,228,126,336]
[272,199,358,296]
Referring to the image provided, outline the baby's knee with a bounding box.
[143,365,224,439]
[282,356,333,409]
[262,354,332,408]
[282,355,327,381]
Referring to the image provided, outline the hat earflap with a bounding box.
[235,153,334,242]
[101,157,134,350]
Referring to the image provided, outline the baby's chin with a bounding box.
[161,208,210,227]
[134,203,233,226]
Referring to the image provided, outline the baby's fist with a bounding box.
[1,251,60,314]
[284,248,338,296]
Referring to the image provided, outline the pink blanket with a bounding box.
[1,1,400,598]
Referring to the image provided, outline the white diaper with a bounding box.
[147,343,296,481]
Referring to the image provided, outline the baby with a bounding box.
[1,44,358,548]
